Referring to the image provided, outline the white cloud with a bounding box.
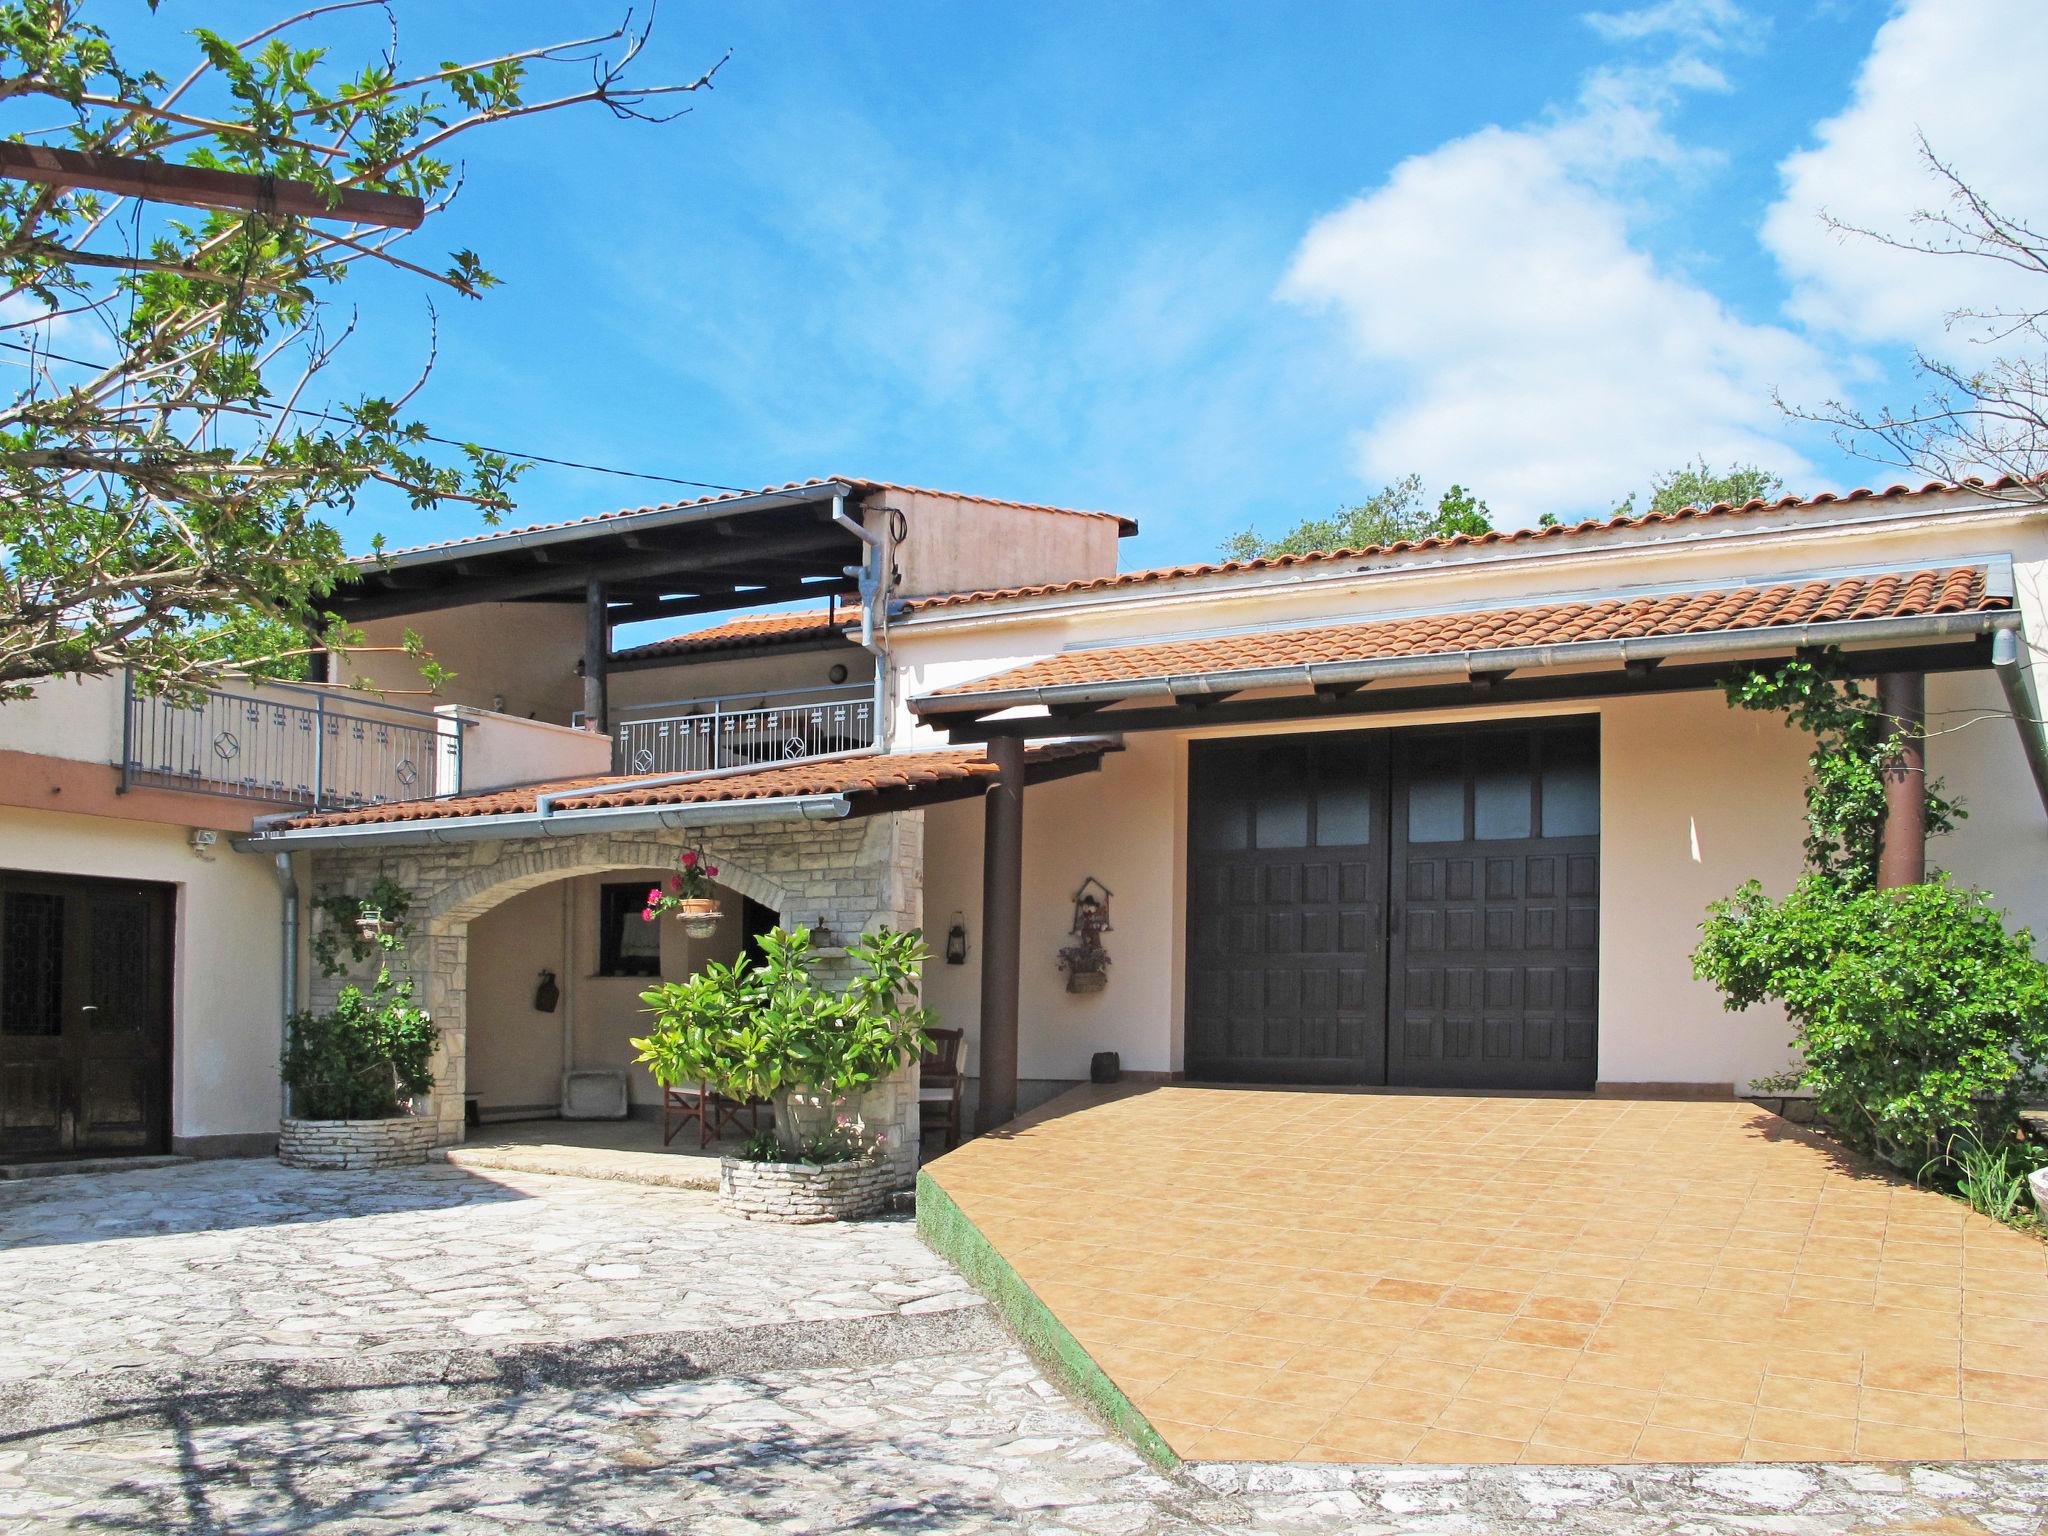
[1279,24,1832,525]
[1764,0,2048,351]
[1582,0,1750,48]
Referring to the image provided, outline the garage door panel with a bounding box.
[1389,722,1600,1091]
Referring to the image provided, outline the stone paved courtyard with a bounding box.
[1,1159,2044,1534]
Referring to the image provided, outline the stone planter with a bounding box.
[718,1153,892,1223]
[278,1114,437,1170]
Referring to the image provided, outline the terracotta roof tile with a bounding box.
[377,478,1126,560]
[921,567,2004,704]
[900,476,2039,614]
[279,742,1113,830]
[612,603,858,660]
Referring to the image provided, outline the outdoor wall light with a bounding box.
[945,912,969,965]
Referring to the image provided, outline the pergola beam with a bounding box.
[0,142,425,229]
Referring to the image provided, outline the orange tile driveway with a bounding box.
[923,1086,2048,1465]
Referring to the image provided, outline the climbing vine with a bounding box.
[308,876,415,977]
[1718,649,1959,891]
[286,876,435,1121]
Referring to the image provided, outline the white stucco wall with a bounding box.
[920,681,2048,1095]
[0,806,284,1149]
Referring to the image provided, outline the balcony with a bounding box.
[121,673,464,810]
[604,685,876,776]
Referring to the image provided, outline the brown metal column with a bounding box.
[978,734,1025,1133]
[582,576,610,734]
[1877,671,1926,889]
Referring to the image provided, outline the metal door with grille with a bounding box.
[1186,720,1599,1090]
[0,872,173,1158]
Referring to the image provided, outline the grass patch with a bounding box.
[915,1170,1178,1468]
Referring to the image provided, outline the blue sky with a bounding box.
[107,1,2048,575]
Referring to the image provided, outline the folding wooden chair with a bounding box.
[918,1028,967,1151]
[662,1082,762,1148]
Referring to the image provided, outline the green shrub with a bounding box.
[282,969,437,1120]
[1695,875,2048,1172]
[632,926,932,1160]
[285,879,436,1121]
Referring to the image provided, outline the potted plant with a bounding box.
[280,881,440,1170]
[643,849,723,937]
[631,926,932,1222]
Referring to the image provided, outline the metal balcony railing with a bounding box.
[604,685,875,775]
[121,672,463,809]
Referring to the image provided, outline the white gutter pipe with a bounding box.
[235,791,854,853]
[832,492,893,751]
[912,607,2023,718]
[1991,626,2048,817]
[271,852,297,1122]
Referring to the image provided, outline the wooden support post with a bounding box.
[1877,671,1927,890]
[0,143,424,228]
[583,577,610,735]
[977,734,1025,1134]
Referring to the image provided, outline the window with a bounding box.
[598,882,663,977]
[1406,738,1465,842]
[1472,733,1534,841]
[1540,731,1600,837]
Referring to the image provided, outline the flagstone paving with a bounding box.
[3,1155,2046,1533]
[926,1086,2048,1465]
[0,1159,977,1384]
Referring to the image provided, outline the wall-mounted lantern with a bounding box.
[533,969,560,1013]
[945,911,969,965]
[1057,877,1113,995]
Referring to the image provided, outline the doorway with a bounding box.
[0,871,174,1158]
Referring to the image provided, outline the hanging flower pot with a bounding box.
[677,898,724,939]
[644,849,726,937]
[354,905,388,943]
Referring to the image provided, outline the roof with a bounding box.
[378,478,1133,561]
[919,567,2005,706]
[278,742,1115,830]
[612,603,857,661]
[899,475,2039,615]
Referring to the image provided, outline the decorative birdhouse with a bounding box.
[1057,877,1114,994]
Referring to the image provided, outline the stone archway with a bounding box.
[303,811,925,1175]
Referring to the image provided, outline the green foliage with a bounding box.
[285,876,434,1120]
[308,875,413,976]
[1695,876,2048,1172]
[282,968,437,1120]
[1927,1131,2043,1225]
[632,927,933,1158]
[0,3,714,699]
[1218,473,1493,560]
[1612,458,1784,520]
[1719,651,1959,892]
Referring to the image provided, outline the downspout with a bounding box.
[1991,627,2048,816]
[271,852,297,1124]
[833,492,893,751]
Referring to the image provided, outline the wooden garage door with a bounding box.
[1186,721,1599,1090]
[1389,724,1600,1090]
[1186,735,1390,1084]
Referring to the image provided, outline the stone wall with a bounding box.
[278,1114,437,1170]
[304,811,926,1181]
[719,1155,896,1223]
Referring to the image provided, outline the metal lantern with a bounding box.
[945,912,969,965]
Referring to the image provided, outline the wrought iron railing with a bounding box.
[605,685,875,775]
[121,672,463,809]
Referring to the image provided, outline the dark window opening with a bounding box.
[598,882,663,977]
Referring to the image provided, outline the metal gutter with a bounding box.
[912,607,2023,718]
[234,791,854,852]
[1991,626,2048,817]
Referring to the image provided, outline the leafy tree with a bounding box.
[0,3,725,700]
[1609,458,1785,520]
[1220,474,1493,560]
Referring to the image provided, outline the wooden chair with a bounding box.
[662,1082,762,1148]
[918,1028,966,1151]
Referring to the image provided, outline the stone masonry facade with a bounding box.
[277,1114,437,1170]
[304,811,926,1181]
[718,1154,896,1223]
